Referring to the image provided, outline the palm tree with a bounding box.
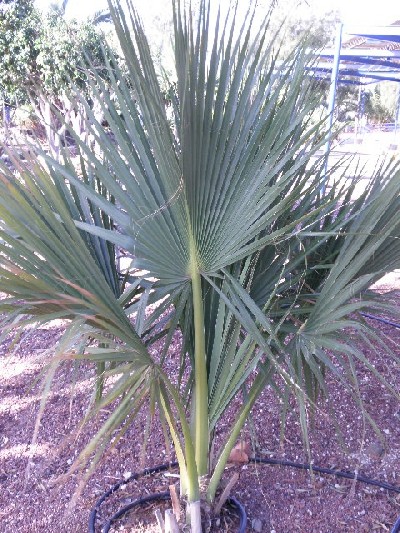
[0,0,399,530]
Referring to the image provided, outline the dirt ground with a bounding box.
[0,275,399,533]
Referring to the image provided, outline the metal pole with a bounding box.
[355,83,362,143]
[395,86,400,138]
[322,23,343,196]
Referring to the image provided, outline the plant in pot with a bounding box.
[0,0,399,531]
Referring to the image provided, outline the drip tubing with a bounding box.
[228,496,247,533]
[391,515,400,533]
[89,461,247,533]
[250,456,400,493]
[101,492,247,533]
[102,491,170,533]
[250,456,400,533]
[361,312,400,330]
[89,462,177,533]
[89,458,400,532]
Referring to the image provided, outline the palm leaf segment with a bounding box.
[0,152,149,359]
[0,148,156,481]
[67,1,327,283]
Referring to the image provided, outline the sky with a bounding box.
[314,0,399,26]
[34,0,399,26]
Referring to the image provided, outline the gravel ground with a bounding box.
[0,279,400,533]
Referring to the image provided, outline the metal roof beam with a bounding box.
[309,66,400,76]
[319,49,400,59]
[343,25,400,37]
[308,68,400,83]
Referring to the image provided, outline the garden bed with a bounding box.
[0,278,399,533]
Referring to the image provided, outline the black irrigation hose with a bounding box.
[90,458,400,533]
[88,462,177,533]
[89,460,247,533]
[89,461,246,533]
[102,491,171,533]
[228,497,247,533]
[361,312,400,330]
[250,456,400,493]
[102,493,247,533]
[392,515,400,533]
[250,457,400,533]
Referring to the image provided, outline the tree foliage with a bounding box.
[35,12,109,95]
[0,0,109,105]
[365,82,400,123]
[0,0,39,103]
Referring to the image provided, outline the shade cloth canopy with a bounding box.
[312,24,400,85]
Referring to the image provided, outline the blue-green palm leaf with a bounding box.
[58,0,329,287]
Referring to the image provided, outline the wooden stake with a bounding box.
[214,472,239,516]
[165,508,180,533]
[169,484,181,522]
[155,508,165,533]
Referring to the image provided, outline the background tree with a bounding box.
[0,0,112,152]
[0,0,39,130]
[364,82,400,123]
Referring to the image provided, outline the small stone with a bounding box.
[365,441,385,459]
[252,518,263,532]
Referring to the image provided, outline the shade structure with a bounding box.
[313,23,400,85]
[316,23,400,194]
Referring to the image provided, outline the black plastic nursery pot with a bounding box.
[89,462,247,533]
